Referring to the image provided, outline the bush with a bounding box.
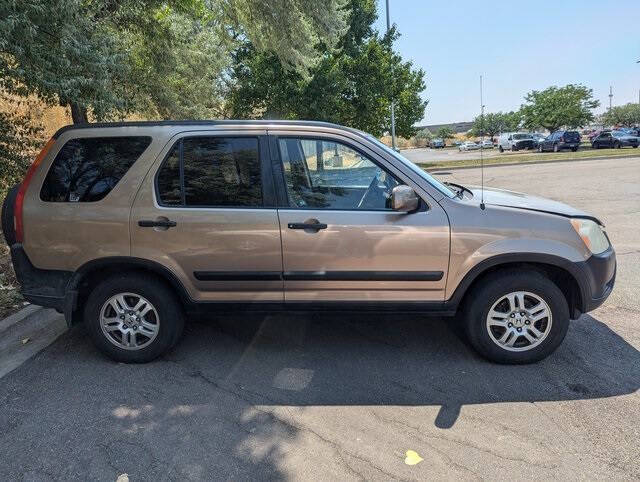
[0,101,44,200]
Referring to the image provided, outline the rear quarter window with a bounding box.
[40,136,151,202]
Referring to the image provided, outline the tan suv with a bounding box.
[2,121,616,364]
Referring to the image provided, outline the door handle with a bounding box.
[138,219,177,228]
[288,222,327,231]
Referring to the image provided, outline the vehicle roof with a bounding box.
[52,119,362,139]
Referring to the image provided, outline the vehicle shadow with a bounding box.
[175,311,639,429]
[0,311,638,479]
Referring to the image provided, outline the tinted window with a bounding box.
[158,137,262,207]
[564,131,580,141]
[279,137,400,210]
[41,136,151,202]
[157,143,182,205]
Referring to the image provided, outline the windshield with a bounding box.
[365,134,456,198]
[512,134,531,140]
[612,131,626,138]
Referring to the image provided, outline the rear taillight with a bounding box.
[14,138,55,243]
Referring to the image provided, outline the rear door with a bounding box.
[131,130,284,302]
[269,131,450,303]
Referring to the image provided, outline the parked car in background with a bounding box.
[617,127,640,137]
[538,130,581,152]
[459,141,480,151]
[452,140,463,146]
[589,129,610,142]
[497,133,535,152]
[1,119,616,364]
[480,140,493,149]
[591,130,639,149]
[530,133,546,146]
[430,138,445,148]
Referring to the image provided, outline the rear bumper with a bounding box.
[9,243,76,323]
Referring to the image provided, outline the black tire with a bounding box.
[571,147,578,152]
[592,142,598,149]
[84,274,184,363]
[633,145,638,148]
[462,270,570,364]
[511,145,518,151]
[1,184,20,246]
[614,141,621,149]
[498,146,504,153]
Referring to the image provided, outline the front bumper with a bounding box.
[574,246,616,314]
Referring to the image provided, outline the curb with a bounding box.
[0,304,42,334]
[421,154,640,172]
[0,305,67,379]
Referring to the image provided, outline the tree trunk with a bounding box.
[70,103,89,124]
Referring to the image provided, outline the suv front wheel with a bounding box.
[463,271,570,364]
[84,274,184,363]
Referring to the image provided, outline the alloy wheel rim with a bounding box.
[100,293,159,350]
[485,291,552,352]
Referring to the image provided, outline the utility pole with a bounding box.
[609,86,613,111]
[385,0,397,150]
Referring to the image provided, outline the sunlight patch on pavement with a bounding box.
[404,450,424,465]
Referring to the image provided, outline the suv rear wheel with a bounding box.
[84,274,184,363]
[462,271,570,364]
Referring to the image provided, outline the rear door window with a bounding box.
[41,136,151,202]
[156,136,262,208]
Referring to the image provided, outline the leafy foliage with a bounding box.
[0,96,44,199]
[0,0,348,122]
[601,103,640,127]
[520,84,599,132]
[470,111,521,138]
[435,127,454,140]
[227,0,427,137]
[411,128,432,147]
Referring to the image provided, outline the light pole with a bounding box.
[385,0,397,150]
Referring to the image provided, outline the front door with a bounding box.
[131,130,283,302]
[270,133,450,303]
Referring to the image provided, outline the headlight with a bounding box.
[570,218,610,254]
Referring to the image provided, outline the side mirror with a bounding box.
[391,185,420,213]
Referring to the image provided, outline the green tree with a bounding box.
[470,111,522,138]
[436,127,455,140]
[414,128,433,146]
[601,103,640,127]
[520,84,599,132]
[0,0,348,123]
[0,97,44,199]
[227,0,427,138]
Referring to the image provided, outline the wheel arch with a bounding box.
[449,253,587,319]
[67,257,191,326]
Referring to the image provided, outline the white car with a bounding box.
[480,140,493,149]
[459,141,480,151]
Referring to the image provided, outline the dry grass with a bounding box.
[0,92,71,139]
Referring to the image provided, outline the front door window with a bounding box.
[278,138,400,210]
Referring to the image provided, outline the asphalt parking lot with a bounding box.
[0,157,638,480]
[401,146,503,162]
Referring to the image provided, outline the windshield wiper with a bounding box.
[444,182,473,198]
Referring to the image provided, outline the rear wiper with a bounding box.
[445,182,473,198]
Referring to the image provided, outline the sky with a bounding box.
[374,0,640,125]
